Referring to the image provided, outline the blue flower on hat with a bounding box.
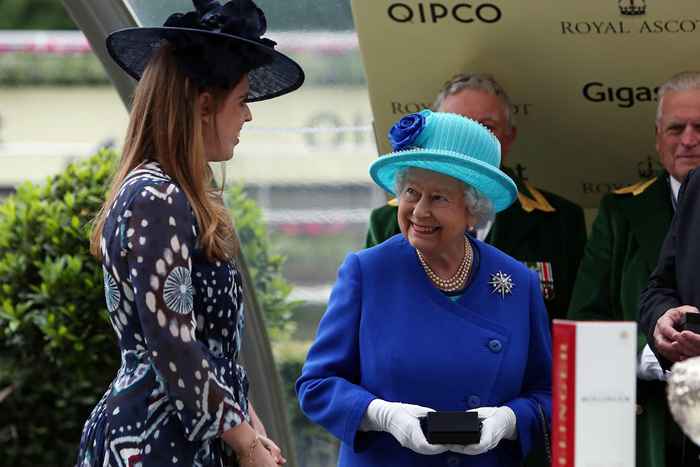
[388,110,428,151]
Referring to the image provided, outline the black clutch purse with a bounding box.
[419,411,482,445]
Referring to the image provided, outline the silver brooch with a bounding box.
[489,271,514,298]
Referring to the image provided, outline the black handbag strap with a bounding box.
[537,403,552,466]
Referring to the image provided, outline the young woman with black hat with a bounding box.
[77,1,304,465]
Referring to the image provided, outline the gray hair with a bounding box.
[432,73,516,130]
[395,168,495,229]
[656,71,700,123]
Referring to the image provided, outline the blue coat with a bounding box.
[296,234,552,467]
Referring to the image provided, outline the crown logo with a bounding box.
[619,0,646,16]
[637,155,660,179]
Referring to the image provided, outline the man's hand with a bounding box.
[654,306,700,362]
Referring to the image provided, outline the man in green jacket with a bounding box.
[366,73,587,323]
[568,71,700,467]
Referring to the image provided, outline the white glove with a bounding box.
[447,406,517,456]
[360,399,449,455]
[637,344,667,381]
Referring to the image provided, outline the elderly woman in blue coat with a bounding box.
[296,110,551,467]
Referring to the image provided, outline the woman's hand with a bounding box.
[222,422,280,466]
[362,399,448,455]
[247,402,285,463]
[447,406,517,455]
[238,438,281,467]
[249,402,268,438]
[258,435,286,464]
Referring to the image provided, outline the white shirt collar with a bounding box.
[670,175,682,203]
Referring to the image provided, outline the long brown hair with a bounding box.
[90,44,239,261]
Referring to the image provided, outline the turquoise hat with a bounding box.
[369,110,517,212]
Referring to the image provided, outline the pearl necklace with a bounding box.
[417,236,473,292]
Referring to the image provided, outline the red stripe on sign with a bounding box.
[552,320,576,466]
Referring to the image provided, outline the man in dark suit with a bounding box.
[366,73,587,323]
[571,71,700,467]
[638,168,700,467]
[639,72,700,368]
[640,168,700,366]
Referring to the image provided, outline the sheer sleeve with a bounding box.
[123,181,244,441]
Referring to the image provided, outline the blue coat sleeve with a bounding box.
[296,253,376,450]
[504,270,552,459]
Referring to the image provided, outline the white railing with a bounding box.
[263,208,371,225]
[0,30,359,54]
[288,284,333,304]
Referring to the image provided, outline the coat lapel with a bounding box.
[487,167,544,250]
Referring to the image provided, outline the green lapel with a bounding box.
[620,172,674,270]
[487,167,543,250]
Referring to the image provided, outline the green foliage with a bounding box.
[0,149,299,465]
[0,53,110,86]
[227,185,300,342]
[0,50,366,87]
[275,341,340,467]
[0,0,75,29]
[0,149,118,465]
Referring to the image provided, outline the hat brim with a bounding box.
[369,149,517,212]
[106,27,304,102]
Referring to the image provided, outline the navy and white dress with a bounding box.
[77,161,249,467]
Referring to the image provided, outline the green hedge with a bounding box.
[0,149,307,465]
[0,52,110,86]
[0,50,366,87]
[0,0,75,29]
[0,150,119,463]
[275,341,340,467]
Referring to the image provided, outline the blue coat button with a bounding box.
[447,456,461,466]
[488,339,503,353]
[468,395,481,407]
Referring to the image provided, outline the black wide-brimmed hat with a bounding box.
[106,0,304,101]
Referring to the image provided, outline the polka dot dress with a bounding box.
[77,161,248,466]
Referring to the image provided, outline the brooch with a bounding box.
[489,271,514,298]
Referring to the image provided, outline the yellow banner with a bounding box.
[351,0,695,206]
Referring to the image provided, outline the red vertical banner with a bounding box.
[552,320,576,467]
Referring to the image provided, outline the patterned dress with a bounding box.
[77,161,249,467]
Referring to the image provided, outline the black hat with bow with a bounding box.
[106,0,304,101]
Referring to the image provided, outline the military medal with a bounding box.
[489,271,514,298]
[539,262,555,300]
[525,261,555,301]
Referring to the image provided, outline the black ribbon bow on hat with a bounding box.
[162,0,277,88]
[166,0,277,48]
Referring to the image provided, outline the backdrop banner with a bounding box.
[350,0,696,207]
